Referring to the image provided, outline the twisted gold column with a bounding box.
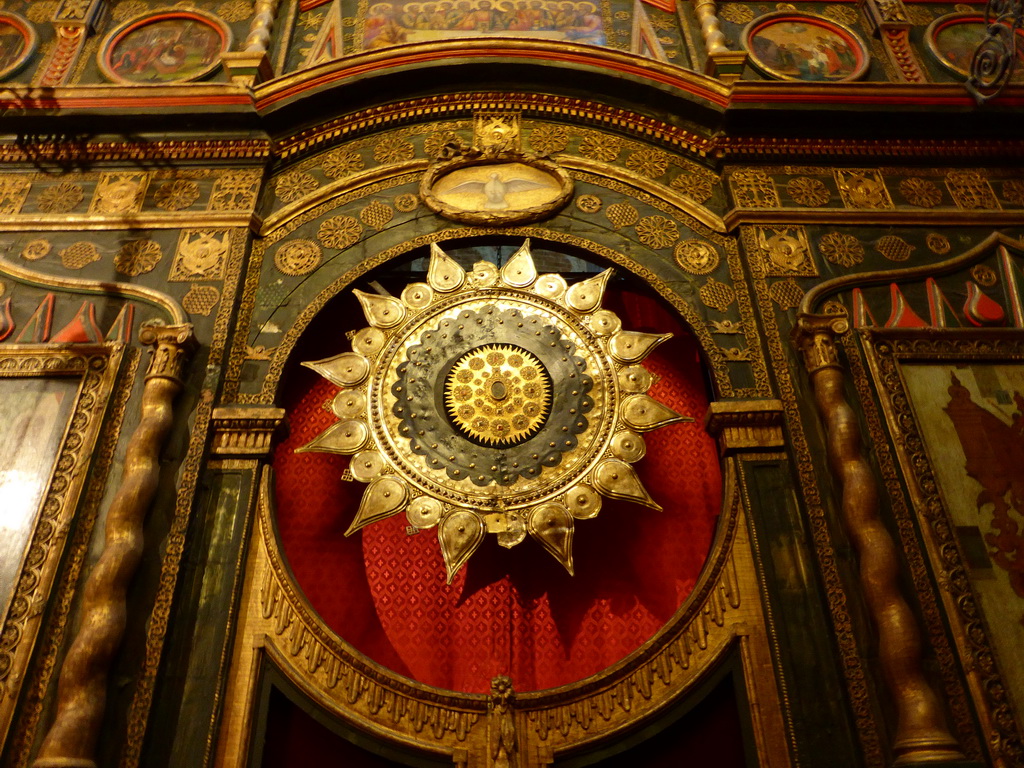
[793,313,961,764]
[33,323,196,768]
[692,0,747,81]
[222,0,280,85]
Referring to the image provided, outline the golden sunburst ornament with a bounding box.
[299,241,690,582]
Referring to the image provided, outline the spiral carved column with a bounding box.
[792,312,962,765]
[33,323,196,768]
[692,0,748,81]
[223,0,280,85]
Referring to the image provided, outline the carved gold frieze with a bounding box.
[704,399,785,455]
[211,406,288,457]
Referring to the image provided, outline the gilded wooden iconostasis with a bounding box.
[0,3,1019,767]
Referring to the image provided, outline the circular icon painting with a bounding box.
[0,13,37,81]
[99,10,231,84]
[926,13,1024,80]
[743,12,868,82]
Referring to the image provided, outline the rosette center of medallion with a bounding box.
[445,344,551,447]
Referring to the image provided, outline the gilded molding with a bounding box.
[704,399,785,455]
[32,325,196,768]
[744,223,884,765]
[842,333,983,760]
[0,345,125,758]
[35,26,87,88]
[792,311,962,764]
[210,406,287,457]
[215,463,791,767]
[0,137,269,165]
[862,330,1024,766]
[798,231,1024,316]
[0,255,186,325]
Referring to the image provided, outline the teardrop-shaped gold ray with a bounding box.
[528,503,575,575]
[439,510,487,583]
[296,420,368,455]
[427,243,465,293]
[620,394,692,432]
[500,240,537,287]
[353,289,406,329]
[345,476,409,536]
[592,458,661,510]
[565,269,613,313]
[302,352,370,387]
[608,331,672,364]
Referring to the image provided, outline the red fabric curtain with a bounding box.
[273,286,722,693]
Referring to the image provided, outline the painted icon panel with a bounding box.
[99,11,231,84]
[360,0,608,50]
[743,12,868,82]
[0,13,37,81]
[926,13,1024,80]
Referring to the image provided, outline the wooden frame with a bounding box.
[0,343,127,752]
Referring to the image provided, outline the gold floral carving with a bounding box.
[21,240,51,261]
[792,313,963,764]
[635,215,680,249]
[36,182,84,214]
[926,233,950,254]
[756,226,816,276]
[318,215,362,249]
[424,131,464,159]
[834,169,894,209]
[818,232,864,268]
[823,4,859,24]
[719,3,755,22]
[529,125,570,156]
[0,177,31,215]
[875,235,914,262]
[170,230,231,281]
[670,172,715,204]
[154,180,201,211]
[898,177,943,208]
[970,263,997,286]
[114,240,163,276]
[575,194,602,213]
[605,202,639,229]
[59,241,100,270]
[275,171,320,203]
[32,326,196,768]
[946,171,1000,210]
[577,132,622,162]
[394,193,418,212]
[786,176,831,207]
[700,277,735,311]
[274,239,322,276]
[373,135,416,165]
[359,200,395,230]
[218,0,255,21]
[323,149,365,179]
[730,169,779,208]
[624,149,670,178]
[182,285,222,316]
[89,172,148,215]
[1003,179,1024,206]
[209,170,261,212]
[674,239,720,274]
